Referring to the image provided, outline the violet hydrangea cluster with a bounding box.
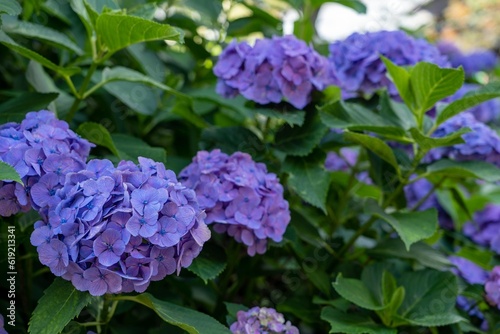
[214,35,331,109]
[179,149,290,256]
[230,307,299,334]
[328,30,449,98]
[463,204,500,254]
[450,84,500,123]
[0,110,93,217]
[0,314,6,334]
[485,266,500,309]
[424,113,500,166]
[437,41,498,77]
[30,157,210,296]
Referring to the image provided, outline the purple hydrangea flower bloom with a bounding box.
[425,113,500,166]
[31,157,210,296]
[328,30,449,99]
[437,41,498,77]
[450,84,500,123]
[463,204,500,254]
[230,307,299,334]
[214,35,332,109]
[0,110,94,217]
[180,149,290,256]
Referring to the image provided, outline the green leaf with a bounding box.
[0,30,79,76]
[77,122,119,156]
[381,56,413,108]
[200,126,264,156]
[456,247,493,270]
[115,293,230,334]
[275,112,328,156]
[321,307,397,334]
[410,62,464,113]
[188,243,227,284]
[368,239,451,271]
[28,278,94,334]
[319,100,409,141]
[172,96,209,129]
[88,66,180,97]
[0,161,22,184]
[333,274,386,311]
[2,16,83,54]
[0,92,59,123]
[112,134,167,164]
[343,132,400,174]
[282,151,331,213]
[396,270,463,326]
[409,127,468,150]
[426,159,500,182]
[255,108,305,126]
[0,0,22,16]
[26,61,75,117]
[365,200,438,250]
[436,82,500,125]
[96,13,184,55]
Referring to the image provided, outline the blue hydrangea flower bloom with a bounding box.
[230,307,299,334]
[425,113,500,166]
[486,266,500,309]
[463,204,500,254]
[0,110,93,217]
[328,30,449,98]
[214,35,332,109]
[30,157,210,296]
[437,41,498,77]
[450,84,500,123]
[180,149,290,256]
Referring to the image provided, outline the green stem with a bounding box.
[65,61,99,122]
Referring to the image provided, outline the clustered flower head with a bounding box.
[230,307,299,334]
[450,84,500,123]
[437,41,498,77]
[30,157,210,296]
[403,177,452,229]
[463,204,500,254]
[328,30,449,98]
[179,149,290,256]
[213,35,331,109]
[0,110,93,217]
[424,113,500,166]
[486,266,500,309]
[448,256,489,330]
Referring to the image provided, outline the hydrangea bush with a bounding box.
[2,1,500,334]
